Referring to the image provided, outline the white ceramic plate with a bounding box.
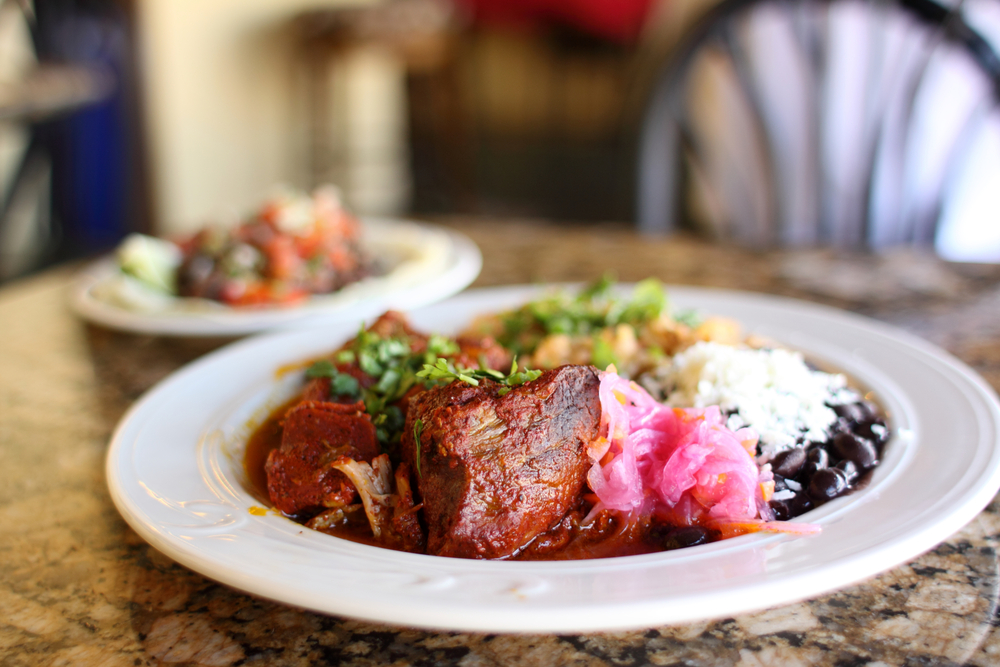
[71,218,481,336]
[105,285,1000,633]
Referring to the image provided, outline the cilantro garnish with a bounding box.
[305,359,361,398]
[304,325,528,453]
[493,275,671,356]
[305,330,421,449]
[426,334,459,357]
[591,336,618,372]
[412,418,423,479]
[417,358,489,386]
[673,308,702,328]
[416,358,542,396]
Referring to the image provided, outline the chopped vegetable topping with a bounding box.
[465,276,742,379]
[306,359,361,397]
[305,326,535,448]
[115,186,370,307]
[412,418,423,479]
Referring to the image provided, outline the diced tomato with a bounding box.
[219,278,250,305]
[265,235,303,281]
[222,280,307,307]
[175,189,368,307]
[327,244,358,272]
[293,223,327,259]
[257,202,282,227]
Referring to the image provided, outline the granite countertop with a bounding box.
[2,219,1000,666]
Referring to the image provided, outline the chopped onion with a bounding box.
[589,369,819,537]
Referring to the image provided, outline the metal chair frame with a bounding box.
[637,0,1000,248]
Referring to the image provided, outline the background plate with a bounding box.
[105,285,1000,633]
[71,218,481,336]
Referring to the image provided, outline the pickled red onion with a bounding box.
[588,369,820,536]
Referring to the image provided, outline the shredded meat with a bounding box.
[327,456,425,552]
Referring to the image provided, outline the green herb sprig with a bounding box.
[493,275,670,356]
[417,358,542,396]
[306,359,361,398]
[412,418,423,479]
[304,326,516,451]
[306,328,424,448]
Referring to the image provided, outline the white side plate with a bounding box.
[71,218,482,336]
[105,285,1000,632]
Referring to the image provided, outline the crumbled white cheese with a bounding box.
[652,341,858,459]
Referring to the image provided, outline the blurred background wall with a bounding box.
[0,0,131,280]
[135,0,698,236]
[3,0,1000,282]
[1,0,683,282]
[136,0,371,236]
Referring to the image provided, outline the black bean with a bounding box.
[659,526,711,550]
[803,448,829,476]
[808,468,849,501]
[788,493,814,517]
[832,432,878,470]
[859,400,880,422]
[181,253,215,284]
[835,459,858,482]
[833,403,865,422]
[858,419,890,447]
[769,500,790,521]
[771,447,807,478]
[773,475,788,492]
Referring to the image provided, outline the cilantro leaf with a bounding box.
[412,418,423,479]
[416,357,542,392]
[305,360,361,399]
[673,308,702,328]
[591,335,618,371]
[492,276,671,355]
[305,359,336,379]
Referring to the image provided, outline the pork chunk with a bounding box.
[266,400,379,518]
[401,365,601,559]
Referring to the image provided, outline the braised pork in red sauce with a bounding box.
[399,365,601,559]
[249,311,634,560]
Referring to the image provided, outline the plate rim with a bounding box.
[104,283,1000,632]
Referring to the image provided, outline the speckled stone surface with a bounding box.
[3,219,1000,666]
